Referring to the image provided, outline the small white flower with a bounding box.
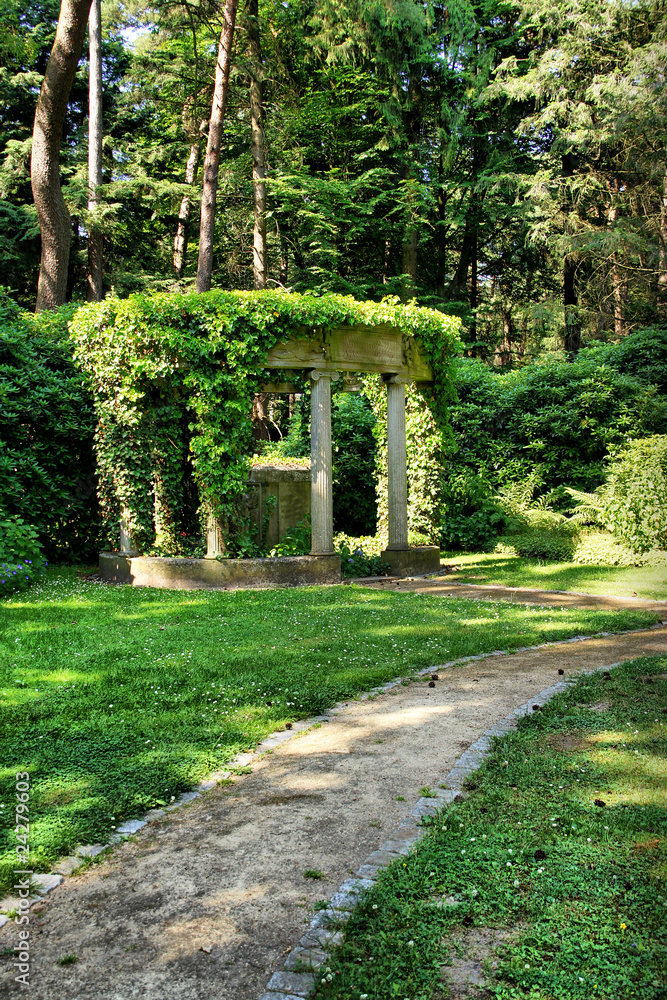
[524,963,530,969]
[514,879,520,887]
[407,940,414,947]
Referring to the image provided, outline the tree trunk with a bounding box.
[469,232,478,342]
[401,223,417,301]
[561,153,580,356]
[247,0,267,290]
[173,134,202,279]
[563,257,580,355]
[658,173,667,313]
[32,0,92,311]
[497,306,512,366]
[86,0,103,301]
[195,0,239,294]
[278,221,289,285]
[607,180,623,337]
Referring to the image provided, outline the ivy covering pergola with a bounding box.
[72,290,461,580]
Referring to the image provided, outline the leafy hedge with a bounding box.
[0,513,47,597]
[71,290,461,553]
[0,294,98,562]
[442,327,667,550]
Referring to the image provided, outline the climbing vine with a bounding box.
[71,290,460,553]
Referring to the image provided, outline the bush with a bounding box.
[269,516,312,557]
[493,476,579,561]
[0,293,98,562]
[571,531,667,567]
[440,471,505,551]
[0,513,47,597]
[603,436,667,554]
[332,392,377,536]
[447,326,667,499]
[334,533,390,577]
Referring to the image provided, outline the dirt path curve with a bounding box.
[358,577,667,613]
[2,627,667,1000]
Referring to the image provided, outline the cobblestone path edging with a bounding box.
[0,622,663,936]
[258,630,663,1000]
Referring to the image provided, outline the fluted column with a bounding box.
[385,375,409,550]
[206,513,227,558]
[310,370,339,554]
[120,511,139,555]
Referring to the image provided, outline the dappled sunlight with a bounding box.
[441,551,667,601]
[0,573,659,892]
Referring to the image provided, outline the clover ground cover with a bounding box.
[0,568,659,894]
[313,655,667,1000]
[441,551,667,601]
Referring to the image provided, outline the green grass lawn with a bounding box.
[0,568,659,894]
[314,655,667,1000]
[440,551,667,601]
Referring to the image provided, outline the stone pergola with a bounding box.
[258,322,439,576]
[109,321,440,589]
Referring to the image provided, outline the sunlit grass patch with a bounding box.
[0,567,659,894]
[313,655,667,1000]
[441,550,667,600]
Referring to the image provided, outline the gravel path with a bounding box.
[359,577,667,613]
[2,625,666,1000]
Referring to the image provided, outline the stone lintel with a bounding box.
[266,324,432,381]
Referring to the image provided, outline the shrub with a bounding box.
[0,513,47,597]
[447,327,667,499]
[493,475,579,561]
[0,293,98,562]
[571,531,639,567]
[332,391,377,536]
[440,471,505,551]
[334,533,390,577]
[603,436,667,554]
[269,516,312,557]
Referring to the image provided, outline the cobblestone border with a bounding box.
[258,630,665,999]
[0,622,663,934]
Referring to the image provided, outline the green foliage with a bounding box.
[566,436,667,556]
[602,436,667,554]
[571,531,667,568]
[446,328,667,507]
[269,514,312,557]
[365,376,448,547]
[494,476,579,561]
[440,471,505,551]
[71,289,460,554]
[334,533,390,577]
[0,295,99,561]
[314,656,667,1000]
[332,391,377,536]
[0,569,655,891]
[0,513,46,597]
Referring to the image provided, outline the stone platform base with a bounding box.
[381,546,441,577]
[99,553,341,591]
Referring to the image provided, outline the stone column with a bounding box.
[385,375,410,550]
[309,369,339,555]
[206,513,227,558]
[119,512,139,556]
